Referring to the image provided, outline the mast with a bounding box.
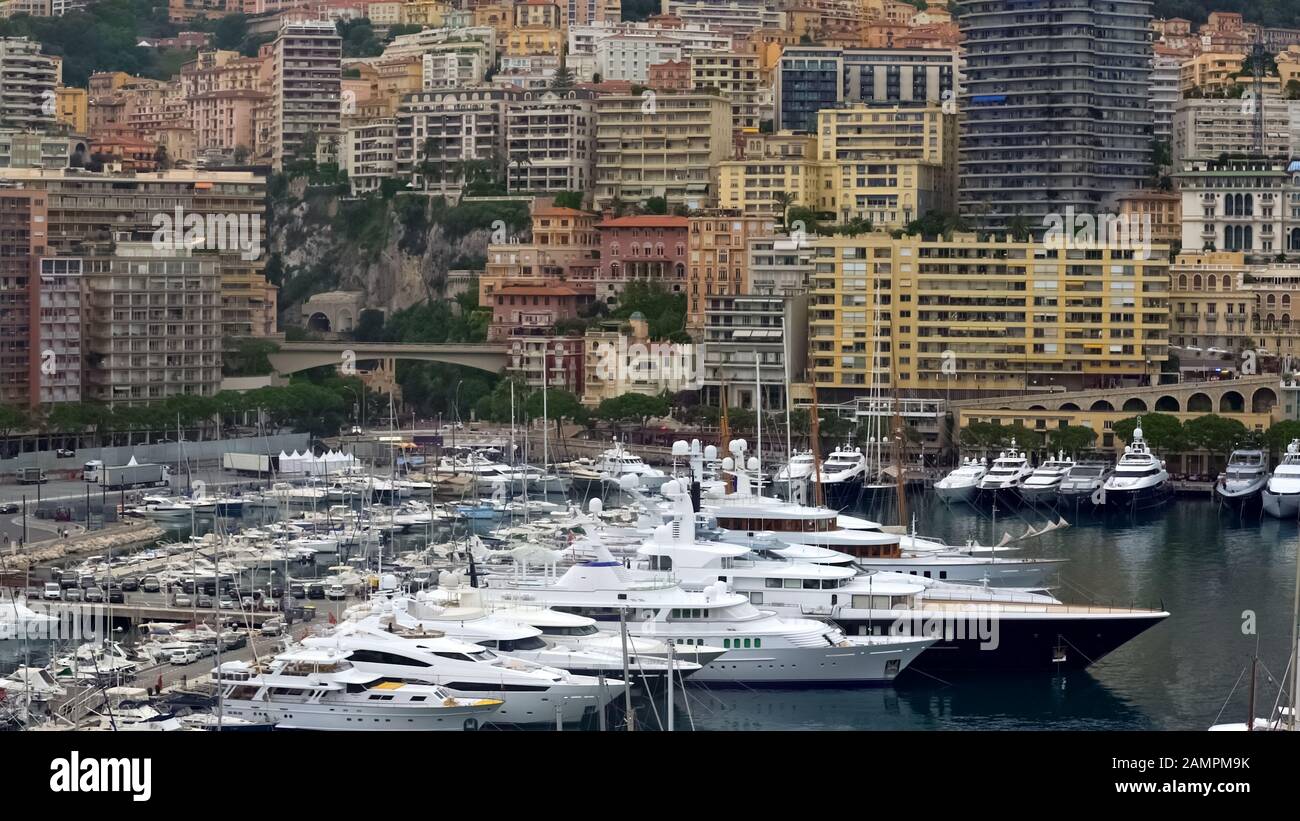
[808,363,824,508]
[783,321,793,471]
[719,382,730,448]
[754,358,762,495]
[541,342,549,472]
[1291,523,1299,730]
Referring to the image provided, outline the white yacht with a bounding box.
[0,666,66,703]
[593,441,669,492]
[1018,452,1075,506]
[815,446,866,510]
[1100,425,1173,512]
[469,548,936,685]
[975,441,1033,505]
[212,647,503,731]
[1056,461,1111,509]
[1215,448,1268,510]
[302,623,625,726]
[1263,440,1300,519]
[771,451,816,501]
[0,596,58,639]
[933,457,987,505]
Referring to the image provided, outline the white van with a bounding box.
[43,582,62,600]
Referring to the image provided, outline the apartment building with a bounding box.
[55,86,87,134]
[270,20,342,168]
[701,292,807,410]
[1179,51,1249,95]
[690,51,765,132]
[395,87,511,194]
[1176,157,1300,259]
[593,93,732,210]
[815,104,957,225]
[1151,49,1181,144]
[0,187,45,406]
[182,50,268,155]
[0,167,275,340]
[480,202,601,322]
[594,215,689,305]
[808,232,1170,400]
[595,34,683,83]
[342,118,397,195]
[662,0,784,34]
[34,256,81,405]
[775,46,957,133]
[1116,190,1182,247]
[422,50,487,89]
[1171,97,1300,167]
[505,89,596,194]
[958,0,1153,231]
[82,241,222,405]
[0,130,79,169]
[1171,251,1300,365]
[685,211,774,331]
[0,37,58,132]
[717,132,819,218]
[380,26,498,67]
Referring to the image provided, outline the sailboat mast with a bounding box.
[755,359,762,495]
[783,323,792,470]
[1291,527,1300,730]
[542,343,549,470]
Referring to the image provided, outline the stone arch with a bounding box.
[1253,387,1278,414]
[1155,395,1180,412]
[1090,400,1114,412]
[1122,397,1148,412]
[336,308,355,333]
[306,312,331,333]
[1059,402,1080,411]
[1187,392,1212,412]
[1027,405,1046,410]
[1219,390,1244,413]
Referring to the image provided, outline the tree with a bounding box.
[1265,419,1300,454]
[553,191,584,210]
[1046,425,1097,455]
[1113,413,1186,453]
[596,393,669,431]
[904,210,969,238]
[524,388,586,438]
[1183,414,1249,455]
[772,191,797,230]
[643,196,668,215]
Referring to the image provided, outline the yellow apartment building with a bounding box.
[809,232,1171,400]
[55,86,87,134]
[689,51,765,132]
[717,131,819,217]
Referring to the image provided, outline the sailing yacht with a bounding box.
[1018,452,1075,506]
[815,446,866,510]
[301,623,626,726]
[1215,448,1269,510]
[975,441,1034,506]
[1263,440,1300,519]
[1100,425,1173,512]
[933,457,987,505]
[212,648,504,731]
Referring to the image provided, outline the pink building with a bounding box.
[595,215,689,305]
[488,282,592,341]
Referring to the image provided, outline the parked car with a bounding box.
[173,593,192,607]
[55,448,75,458]
[307,584,325,600]
[290,584,306,599]
[43,583,62,600]
[0,502,19,514]
[260,618,284,637]
[78,575,97,590]
[107,589,125,604]
[196,594,213,608]
[169,646,200,665]
[120,577,139,592]
[325,584,346,600]
[63,588,82,602]
[218,596,235,610]
[83,587,104,603]
[59,577,78,590]
[141,576,161,593]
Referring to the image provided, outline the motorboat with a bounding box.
[1056,461,1111,510]
[1263,439,1300,519]
[975,441,1033,506]
[1100,424,1173,512]
[1018,452,1075,506]
[933,457,987,505]
[813,446,866,510]
[211,648,503,731]
[1215,448,1268,510]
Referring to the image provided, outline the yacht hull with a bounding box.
[1017,485,1061,506]
[1215,477,1266,509]
[1262,489,1300,519]
[835,610,1168,673]
[855,557,1063,587]
[816,476,864,511]
[933,482,977,505]
[1101,481,1173,513]
[219,700,499,730]
[687,638,931,685]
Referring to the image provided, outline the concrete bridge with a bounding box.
[268,342,509,376]
[953,374,1283,417]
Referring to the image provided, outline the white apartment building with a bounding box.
[1177,157,1300,259]
[422,50,487,90]
[1151,51,1181,144]
[396,88,512,192]
[506,89,596,193]
[595,34,683,83]
[343,118,397,194]
[1172,96,1300,167]
[0,37,58,131]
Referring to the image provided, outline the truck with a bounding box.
[16,467,47,484]
[99,462,170,490]
[222,452,275,475]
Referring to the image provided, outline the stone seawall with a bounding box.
[4,521,166,571]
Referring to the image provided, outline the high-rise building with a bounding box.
[505,89,597,194]
[594,93,732,210]
[0,187,45,406]
[34,257,81,405]
[395,87,512,195]
[690,51,765,132]
[270,20,341,169]
[1172,97,1300,167]
[809,232,1170,399]
[957,0,1154,231]
[0,37,58,132]
[685,211,774,331]
[1150,48,1181,145]
[775,46,957,133]
[1176,157,1300,259]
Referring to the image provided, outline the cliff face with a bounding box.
[269,179,501,322]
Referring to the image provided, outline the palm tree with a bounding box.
[772,191,797,230]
